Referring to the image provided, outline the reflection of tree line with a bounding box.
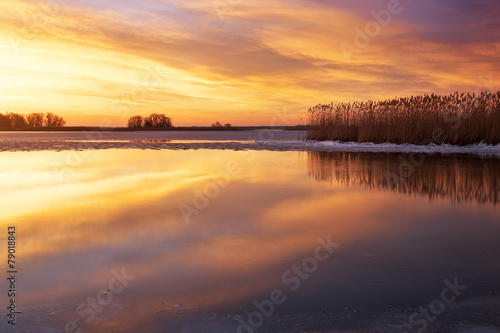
[307,152,500,205]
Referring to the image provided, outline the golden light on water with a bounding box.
[0,147,498,332]
[3,149,496,306]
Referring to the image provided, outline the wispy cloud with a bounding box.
[0,0,498,125]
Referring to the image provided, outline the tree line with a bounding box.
[0,112,66,128]
[128,113,172,128]
[211,121,232,128]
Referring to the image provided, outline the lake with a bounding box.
[0,131,499,333]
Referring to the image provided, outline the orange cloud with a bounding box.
[1,0,498,126]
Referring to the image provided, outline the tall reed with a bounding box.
[307,92,500,145]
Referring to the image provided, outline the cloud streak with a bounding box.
[0,0,498,125]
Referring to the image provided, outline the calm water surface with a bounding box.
[0,130,306,142]
[0,148,499,332]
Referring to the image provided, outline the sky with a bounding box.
[0,0,499,126]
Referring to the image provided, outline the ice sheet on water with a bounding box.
[1,134,500,157]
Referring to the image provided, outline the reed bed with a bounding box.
[307,92,500,145]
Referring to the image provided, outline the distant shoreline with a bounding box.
[0,126,309,132]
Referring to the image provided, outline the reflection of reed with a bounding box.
[308,152,500,205]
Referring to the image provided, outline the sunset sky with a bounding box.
[1,0,499,126]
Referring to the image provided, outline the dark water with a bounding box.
[0,149,499,332]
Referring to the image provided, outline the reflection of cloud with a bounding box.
[3,149,500,332]
[308,151,500,205]
[1,0,499,125]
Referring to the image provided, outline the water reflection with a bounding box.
[0,149,499,333]
[129,139,172,143]
[308,151,500,205]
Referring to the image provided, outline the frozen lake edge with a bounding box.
[1,139,500,157]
